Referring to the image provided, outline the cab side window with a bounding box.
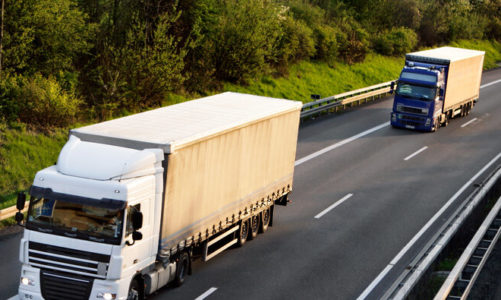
[126,204,141,236]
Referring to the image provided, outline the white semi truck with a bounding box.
[15,92,302,300]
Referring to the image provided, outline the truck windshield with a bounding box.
[396,83,436,101]
[26,197,124,245]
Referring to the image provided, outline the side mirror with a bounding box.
[15,212,24,223]
[17,192,26,210]
[132,231,143,241]
[439,88,444,97]
[132,211,143,230]
[390,81,395,94]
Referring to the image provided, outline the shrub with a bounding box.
[313,25,338,66]
[18,75,82,128]
[0,75,27,122]
[274,16,316,70]
[373,27,418,56]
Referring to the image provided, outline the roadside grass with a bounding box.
[1,39,501,211]
[0,123,68,209]
[225,53,404,102]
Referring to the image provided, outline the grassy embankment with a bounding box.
[1,39,501,213]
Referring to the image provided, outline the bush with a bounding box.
[373,27,418,56]
[274,17,316,71]
[336,21,369,64]
[0,75,27,122]
[18,75,82,128]
[313,25,338,66]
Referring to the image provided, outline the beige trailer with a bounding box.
[406,47,484,115]
[72,92,302,260]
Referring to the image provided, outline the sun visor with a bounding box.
[57,135,162,180]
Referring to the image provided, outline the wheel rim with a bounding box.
[262,209,270,226]
[241,221,248,239]
[128,283,139,300]
[251,216,259,233]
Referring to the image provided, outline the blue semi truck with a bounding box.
[390,47,484,131]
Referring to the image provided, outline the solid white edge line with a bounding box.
[356,152,501,300]
[461,117,478,128]
[404,146,428,161]
[480,78,501,89]
[295,122,390,167]
[314,193,353,219]
[195,287,218,300]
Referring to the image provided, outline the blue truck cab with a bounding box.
[390,61,445,131]
[390,47,484,132]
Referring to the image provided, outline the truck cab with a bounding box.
[18,136,165,300]
[390,61,445,132]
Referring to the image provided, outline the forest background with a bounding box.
[1,0,501,212]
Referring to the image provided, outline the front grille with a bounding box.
[401,106,425,114]
[29,242,110,279]
[41,269,93,300]
[401,115,425,122]
[400,120,420,127]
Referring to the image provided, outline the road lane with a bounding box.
[2,69,501,300]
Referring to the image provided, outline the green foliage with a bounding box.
[95,11,187,117]
[451,39,501,70]
[2,0,93,75]
[0,75,26,122]
[274,17,316,72]
[210,0,282,83]
[18,75,82,128]
[373,27,418,56]
[313,25,338,66]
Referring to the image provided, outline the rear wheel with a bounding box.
[238,219,249,246]
[249,215,259,240]
[260,207,271,233]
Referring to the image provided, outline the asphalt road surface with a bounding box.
[1,68,501,300]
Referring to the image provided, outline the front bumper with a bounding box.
[391,112,433,132]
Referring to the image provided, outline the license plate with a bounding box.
[405,125,415,129]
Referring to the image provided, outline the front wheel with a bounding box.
[127,278,143,300]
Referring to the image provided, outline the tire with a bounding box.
[444,114,449,127]
[260,207,271,233]
[127,278,143,300]
[238,219,249,246]
[249,215,259,240]
[432,119,439,132]
[174,252,190,287]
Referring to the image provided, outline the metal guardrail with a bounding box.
[300,81,393,119]
[435,194,501,300]
[382,165,501,299]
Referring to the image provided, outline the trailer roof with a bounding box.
[406,47,485,64]
[71,92,302,153]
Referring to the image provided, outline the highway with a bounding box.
[1,68,501,299]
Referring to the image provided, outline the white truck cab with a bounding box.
[18,136,165,300]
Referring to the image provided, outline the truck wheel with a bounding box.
[249,215,259,240]
[444,114,449,127]
[174,252,190,287]
[127,278,143,300]
[260,207,271,233]
[238,219,249,246]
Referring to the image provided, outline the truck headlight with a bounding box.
[425,118,431,126]
[97,292,117,300]
[21,276,35,286]
[391,113,396,122]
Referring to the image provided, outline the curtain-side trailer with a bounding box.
[16,92,302,300]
